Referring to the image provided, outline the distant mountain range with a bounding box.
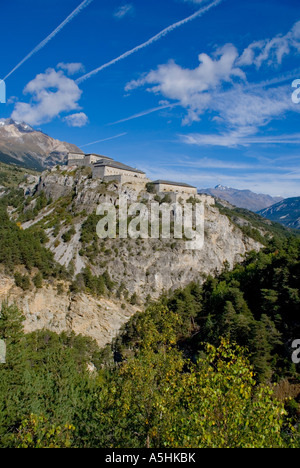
[258,197,300,230]
[0,119,82,170]
[199,185,284,212]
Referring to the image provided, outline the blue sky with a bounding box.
[1,0,300,197]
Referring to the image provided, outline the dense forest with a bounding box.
[0,236,299,448]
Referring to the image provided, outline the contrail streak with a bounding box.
[109,103,179,125]
[4,0,94,81]
[246,68,300,90]
[76,0,224,84]
[80,133,128,147]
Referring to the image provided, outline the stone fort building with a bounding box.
[67,152,197,196]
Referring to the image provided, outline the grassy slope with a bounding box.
[0,161,40,189]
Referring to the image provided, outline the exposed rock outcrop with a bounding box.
[32,168,262,300]
[0,275,138,347]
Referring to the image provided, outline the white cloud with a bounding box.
[180,129,254,148]
[57,62,85,75]
[162,157,258,170]
[123,20,300,135]
[179,84,300,148]
[64,112,89,127]
[237,41,266,67]
[180,130,300,148]
[126,44,245,124]
[6,96,18,105]
[114,4,134,19]
[11,68,83,126]
[211,85,297,131]
[238,20,300,68]
[125,30,300,142]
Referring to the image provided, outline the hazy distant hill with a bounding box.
[258,197,300,230]
[0,118,83,170]
[199,185,284,212]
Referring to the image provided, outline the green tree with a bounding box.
[62,226,76,243]
[87,337,292,448]
[0,302,25,347]
[10,414,75,449]
[14,273,31,291]
[33,272,43,289]
[157,340,289,448]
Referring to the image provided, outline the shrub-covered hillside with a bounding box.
[0,302,297,448]
[0,236,299,448]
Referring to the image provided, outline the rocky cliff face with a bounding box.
[4,166,263,347]
[26,167,262,295]
[0,274,138,348]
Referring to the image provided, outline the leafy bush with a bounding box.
[146,182,156,194]
[14,273,31,291]
[33,272,43,289]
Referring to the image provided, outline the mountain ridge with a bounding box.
[199,185,284,212]
[258,197,300,230]
[0,118,83,170]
